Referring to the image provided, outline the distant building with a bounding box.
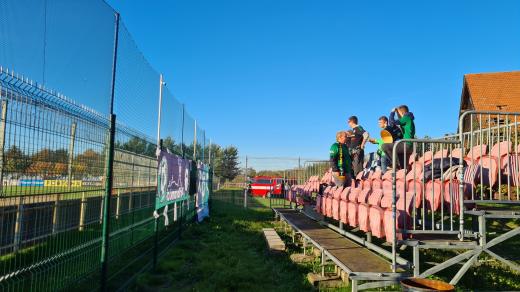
[459,71,520,132]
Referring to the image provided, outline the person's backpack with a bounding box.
[388,125,403,141]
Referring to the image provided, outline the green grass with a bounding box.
[134,196,520,292]
[134,199,314,291]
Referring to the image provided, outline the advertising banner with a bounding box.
[19,179,44,187]
[44,180,83,187]
[196,162,210,222]
[155,150,191,210]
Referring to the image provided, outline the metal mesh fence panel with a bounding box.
[0,0,115,115]
[0,0,214,290]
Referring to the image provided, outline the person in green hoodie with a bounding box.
[330,131,352,187]
[382,105,416,169]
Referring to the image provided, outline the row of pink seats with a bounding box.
[316,184,415,242]
[287,174,328,205]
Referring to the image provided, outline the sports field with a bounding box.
[133,191,520,291]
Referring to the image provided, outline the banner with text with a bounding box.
[155,150,191,210]
[196,162,210,222]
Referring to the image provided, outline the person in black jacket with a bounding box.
[347,116,369,177]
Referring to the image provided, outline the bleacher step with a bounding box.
[307,273,343,287]
[290,253,315,263]
[262,228,285,253]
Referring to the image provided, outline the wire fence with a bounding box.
[0,0,215,291]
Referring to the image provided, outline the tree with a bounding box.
[74,149,104,176]
[220,146,240,182]
[26,148,69,177]
[162,136,182,156]
[4,145,30,175]
[118,136,156,157]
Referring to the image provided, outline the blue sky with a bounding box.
[107,0,520,159]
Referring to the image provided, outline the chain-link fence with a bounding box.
[211,157,329,209]
[0,0,215,291]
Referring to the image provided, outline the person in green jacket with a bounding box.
[330,131,352,187]
[382,105,416,169]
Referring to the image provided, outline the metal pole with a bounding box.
[100,114,116,291]
[153,139,163,269]
[181,104,185,158]
[202,130,205,162]
[156,74,164,146]
[100,12,119,292]
[391,142,399,273]
[193,120,197,160]
[153,72,165,269]
[298,157,301,185]
[0,100,8,192]
[208,139,212,165]
[67,121,77,189]
[244,156,248,208]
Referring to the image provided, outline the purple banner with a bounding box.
[155,150,191,209]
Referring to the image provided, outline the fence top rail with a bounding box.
[394,138,461,145]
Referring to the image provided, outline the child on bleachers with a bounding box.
[347,116,369,177]
[329,131,352,187]
[382,105,416,169]
[369,116,402,173]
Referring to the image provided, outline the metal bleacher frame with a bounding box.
[281,110,520,291]
[394,110,520,285]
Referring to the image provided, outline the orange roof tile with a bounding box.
[464,71,520,112]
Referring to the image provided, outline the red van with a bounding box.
[250,176,284,197]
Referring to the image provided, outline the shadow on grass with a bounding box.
[133,200,314,291]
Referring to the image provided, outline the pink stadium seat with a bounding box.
[490,141,512,169]
[315,194,322,213]
[358,188,376,232]
[380,190,394,209]
[406,164,423,181]
[418,151,433,164]
[450,147,464,159]
[357,188,371,204]
[409,153,417,166]
[505,155,520,187]
[347,187,361,227]
[383,195,414,242]
[443,180,463,215]
[433,149,449,159]
[382,171,393,190]
[467,144,487,163]
[324,188,334,217]
[425,180,443,211]
[332,186,344,220]
[367,189,386,238]
[407,180,424,209]
[369,205,385,238]
[339,187,350,224]
[478,155,499,187]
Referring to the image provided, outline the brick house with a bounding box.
[459,71,520,132]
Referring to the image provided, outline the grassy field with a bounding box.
[133,191,520,291]
[134,199,314,291]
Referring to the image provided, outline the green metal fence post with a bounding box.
[100,11,120,292]
[232,190,235,205]
[100,113,116,291]
[0,99,9,192]
[153,138,163,270]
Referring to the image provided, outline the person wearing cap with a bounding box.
[347,116,369,176]
[369,116,402,173]
[330,131,352,187]
[382,105,416,169]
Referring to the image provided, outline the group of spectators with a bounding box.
[329,105,416,187]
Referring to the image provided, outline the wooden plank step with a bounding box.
[274,209,392,273]
[263,228,285,253]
